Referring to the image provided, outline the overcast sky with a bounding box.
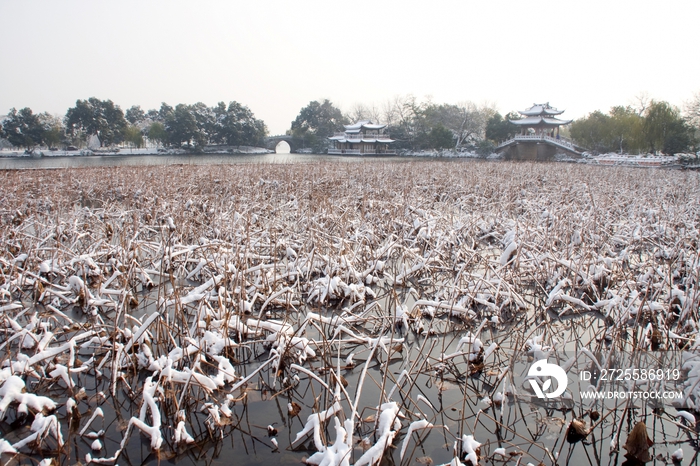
[1,0,698,135]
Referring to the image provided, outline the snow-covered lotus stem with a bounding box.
[174,418,195,444]
[304,417,352,466]
[354,402,402,466]
[499,231,518,266]
[128,376,163,450]
[400,419,433,460]
[293,401,342,451]
[461,434,481,465]
[0,375,57,422]
[79,407,104,437]
[0,439,17,454]
[11,413,64,450]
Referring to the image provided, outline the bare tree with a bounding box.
[366,103,382,124]
[632,91,651,116]
[381,98,399,127]
[433,101,496,148]
[347,102,385,125]
[381,95,415,127]
[684,91,700,128]
[349,103,368,123]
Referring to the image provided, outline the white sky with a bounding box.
[1,0,698,135]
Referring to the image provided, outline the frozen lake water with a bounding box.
[0,153,417,170]
[1,161,699,466]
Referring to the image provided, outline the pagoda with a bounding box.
[510,103,572,138]
[328,120,395,155]
[496,102,582,159]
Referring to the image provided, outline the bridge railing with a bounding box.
[542,135,575,149]
[497,134,578,151]
[496,137,516,148]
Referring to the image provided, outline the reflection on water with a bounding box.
[275,141,291,154]
[0,153,422,170]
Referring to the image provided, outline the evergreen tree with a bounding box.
[1,107,45,150]
[65,98,127,146]
[291,100,347,152]
[485,112,520,143]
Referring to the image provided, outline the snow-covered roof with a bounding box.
[519,103,565,117]
[344,120,387,131]
[509,116,572,126]
[330,137,362,143]
[344,120,370,131]
[329,138,395,143]
[362,138,395,143]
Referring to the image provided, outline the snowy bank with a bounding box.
[0,145,272,158]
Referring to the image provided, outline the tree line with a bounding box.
[3,93,698,155]
[570,96,698,155]
[288,96,515,155]
[0,98,267,151]
[289,94,699,155]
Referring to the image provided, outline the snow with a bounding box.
[672,448,684,460]
[0,375,56,421]
[400,419,433,460]
[174,418,195,444]
[11,413,63,450]
[499,238,518,266]
[461,435,481,465]
[676,410,696,424]
[126,376,163,450]
[293,401,342,451]
[354,403,402,466]
[304,417,351,466]
[79,407,104,437]
[0,438,17,454]
[0,145,272,158]
[591,152,679,167]
[1,158,698,464]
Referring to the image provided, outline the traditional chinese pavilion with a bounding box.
[328,120,395,155]
[496,102,582,159]
[510,103,572,138]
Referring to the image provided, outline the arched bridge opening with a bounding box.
[275,141,291,154]
[265,136,297,153]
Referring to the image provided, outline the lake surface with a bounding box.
[0,153,425,170]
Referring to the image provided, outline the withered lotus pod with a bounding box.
[623,421,653,463]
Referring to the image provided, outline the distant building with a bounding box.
[328,120,395,155]
[496,103,582,159]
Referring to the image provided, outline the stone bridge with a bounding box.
[496,134,585,160]
[266,135,301,153]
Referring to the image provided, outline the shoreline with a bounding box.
[0,145,273,158]
[0,147,695,171]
